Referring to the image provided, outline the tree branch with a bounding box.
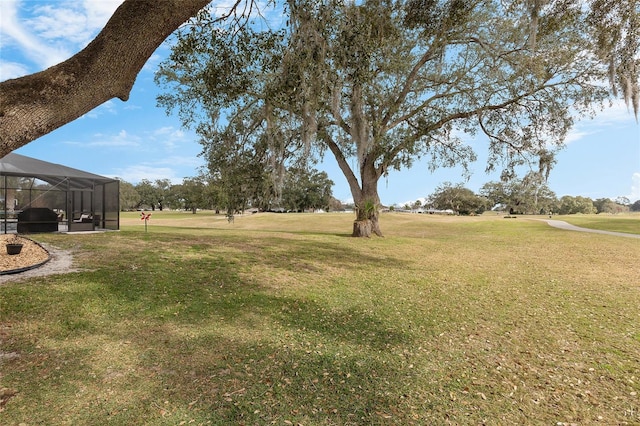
[0,0,211,156]
[320,132,361,198]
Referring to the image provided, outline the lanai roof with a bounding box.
[0,153,116,190]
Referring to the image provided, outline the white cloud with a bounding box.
[0,0,70,68]
[399,197,427,208]
[567,100,637,144]
[79,100,118,119]
[204,0,286,28]
[63,129,141,148]
[107,152,204,184]
[92,129,141,147]
[82,0,123,30]
[149,126,192,150]
[28,1,121,46]
[154,126,181,136]
[0,60,29,80]
[156,155,204,168]
[0,0,122,70]
[27,5,91,44]
[593,99,639,126]
[109,164,178,184]
[564,129,593,145]
[141,53,163,72]
[59,124,198,155]
[110,163,193,185]
[208,0,254,18]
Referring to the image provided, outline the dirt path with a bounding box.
[539,219,640,239]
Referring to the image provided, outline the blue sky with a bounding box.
[1,0,639,205]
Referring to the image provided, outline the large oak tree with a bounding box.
[0,0,636,236]
[158,0,635,236]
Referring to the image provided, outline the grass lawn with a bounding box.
[1,212,639,425]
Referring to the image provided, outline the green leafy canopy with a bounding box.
[156,0,630,234]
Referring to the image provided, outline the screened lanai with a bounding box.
[0,153,119,233]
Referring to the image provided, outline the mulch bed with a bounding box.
[0,235,50,273]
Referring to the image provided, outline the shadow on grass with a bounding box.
[92,251,412,351]
[1,259,418,424]
[120,330,417,425]
[4,326,417,425]
[0,230,424,424]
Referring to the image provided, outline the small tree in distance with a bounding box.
[558,196,596,215]
[427,183,487,215]
[117,178,141,211]
[134,179,160,211]
[480,174,557,215]
[175,177,208,214]
[280,167,334,212]
[593,198,629,214]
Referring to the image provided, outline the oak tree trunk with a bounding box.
[351,158,383,237]
[352,200,383,237]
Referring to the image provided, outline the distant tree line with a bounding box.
[402,174,639,216]
[117,166,339,214]
[120,167,638,217]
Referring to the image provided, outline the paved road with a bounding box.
[539,219,640,239]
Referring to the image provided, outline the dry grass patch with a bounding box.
[1,212,639,424]
[554,213,640,235]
